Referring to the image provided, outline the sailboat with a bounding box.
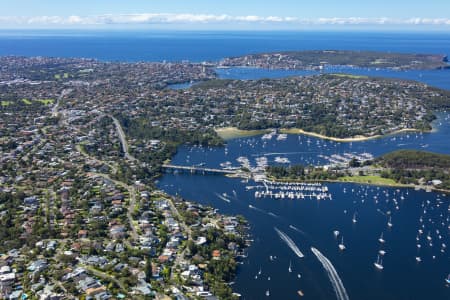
[288,261,292,273]
[378,232,385,243]
[387,216,393,228]
[338,236,346,250]
[374,254,384,270]
[266,289,270,296]
[352,212,357,223]
[258,267,262,275]
[445,274,450,284]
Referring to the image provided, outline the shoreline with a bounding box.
[215,127,270,140]
[215,126,424,142]
[265,176,449,193]
[280,128,423,142]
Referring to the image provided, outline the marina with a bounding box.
[252,181,331,201]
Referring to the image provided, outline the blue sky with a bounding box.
[1,0,449,30]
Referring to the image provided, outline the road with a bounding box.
[87,115,194,287]
[110,115,136,161]
[52,88,72,117]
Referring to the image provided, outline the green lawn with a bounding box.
[331,73,369,79]
[339,175,398,186]
[21,98,32,105]
[215,127,268,140]
[37,99,55,105]
[1,101,12,106]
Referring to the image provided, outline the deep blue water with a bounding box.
[158,176,449,300]
[1,30,450,62]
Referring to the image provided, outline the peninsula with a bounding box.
[266,150,450,192]
[219,50,450,70]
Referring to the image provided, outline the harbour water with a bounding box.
[170,112,450,170]
[158,174,449,299]
[158,116,450,299]
[158,104,450,300]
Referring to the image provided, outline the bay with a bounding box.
[157,114,450,299]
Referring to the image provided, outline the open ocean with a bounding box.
[1,30,450,62]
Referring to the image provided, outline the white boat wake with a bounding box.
[268,212,279,218]
[248,204,266,214]
[215,193,231,203]
[311,247,349,300]
[248,205,279,218]
[377,209,387,216]
[274,227,304,258]
[289,225,307,236]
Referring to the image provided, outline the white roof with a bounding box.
[0,272,15,281]
[0,265,11,273]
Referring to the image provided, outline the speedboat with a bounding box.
[338,236,346,250]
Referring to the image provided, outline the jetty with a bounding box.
[162,164,238,175]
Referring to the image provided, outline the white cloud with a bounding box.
[0,14,449,27]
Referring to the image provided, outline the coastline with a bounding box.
[215,126,423,142]
[280,128,422,142]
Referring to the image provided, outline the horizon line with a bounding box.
[0,14,449,29]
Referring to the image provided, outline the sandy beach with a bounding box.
[216,126,422,142]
